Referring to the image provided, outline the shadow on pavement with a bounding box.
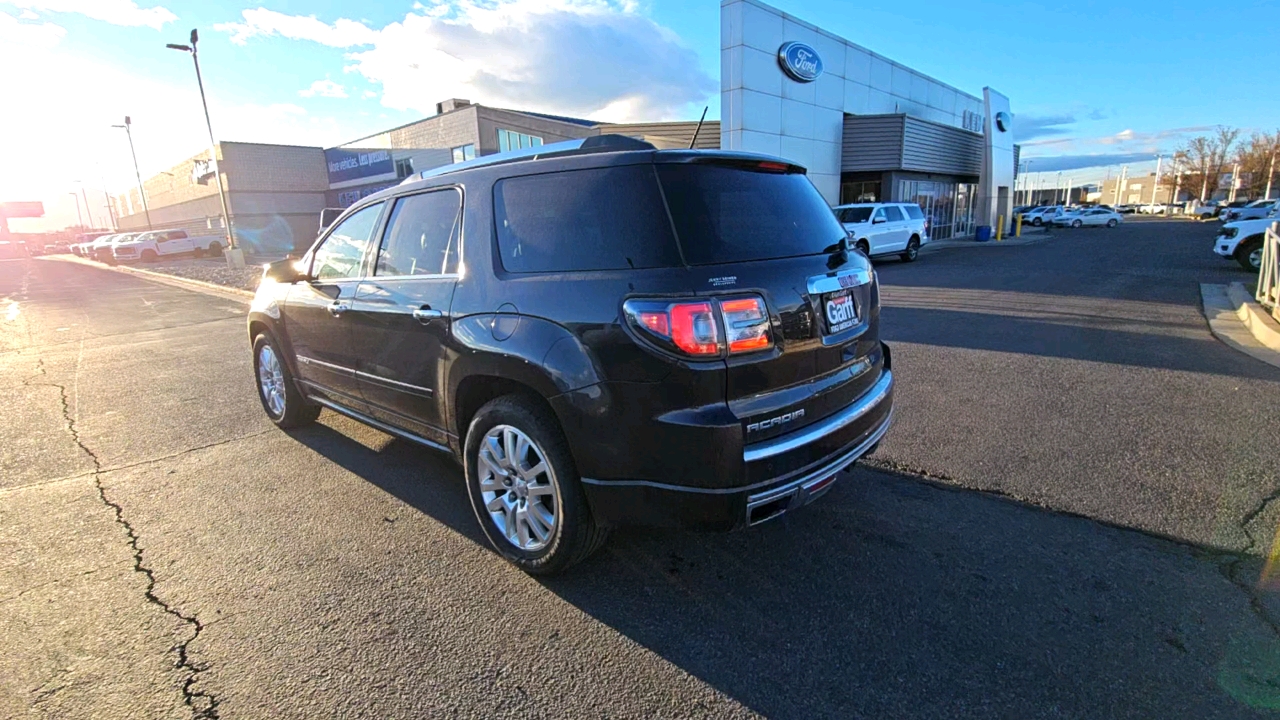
[286,420,1280,719]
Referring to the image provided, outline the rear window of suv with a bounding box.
[493,165,681,273]
[902,205,924,220]
[656,164,847,265]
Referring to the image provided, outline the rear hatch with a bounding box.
[653,158,885,446]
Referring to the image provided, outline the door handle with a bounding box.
[413,306,444,323]
[328,300,351,317]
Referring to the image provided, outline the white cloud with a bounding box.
[299,79,348,99]
[0,8,65,48]
[216,0,714,122]
[2,0,176,30]
[362,90,378,99]
[216,7,378,47]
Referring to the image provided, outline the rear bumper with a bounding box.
[579,369,894,530]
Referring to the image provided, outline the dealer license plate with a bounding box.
[823,290,858,334]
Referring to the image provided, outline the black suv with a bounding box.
[248,135,894,574]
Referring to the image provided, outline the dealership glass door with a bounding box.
[897,179,979,240]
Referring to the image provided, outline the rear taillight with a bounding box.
[624,295,773,358]
[720,297,771,354]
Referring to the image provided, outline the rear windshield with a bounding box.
[902,204,924,220]
[493,165,681,273]
[836,207,873,224]
[492,161,846,272]
[656,164,846,265]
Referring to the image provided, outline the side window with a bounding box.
[375,189,463,277]
[873,208,887,222]
[311,203,383,281]
[902,205,924,220]
[882,206,905,222]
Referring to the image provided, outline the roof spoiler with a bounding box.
[401,134,656,185]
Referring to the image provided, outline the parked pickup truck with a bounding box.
[112,229,226,262]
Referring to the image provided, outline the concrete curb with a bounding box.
[1226,282,1280,351]
[1200,283,1280,370]
[51,255,255,304]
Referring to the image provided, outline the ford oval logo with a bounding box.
[995,111,1011,133]
[778,42,822,83]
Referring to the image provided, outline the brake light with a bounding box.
[757,161,789,172]
[719,296,772,353]
[669,302,719,355]
[623,296,772,358]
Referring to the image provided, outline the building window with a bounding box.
[498,129,544,153]
[395,157,415,179]
[451,144,476,164]
[840,180,881,203]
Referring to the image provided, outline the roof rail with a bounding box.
[401,134,656,185]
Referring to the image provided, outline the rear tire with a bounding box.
[1106,219,1118,228]
[1071,219,1083,228]
[193,247,205,258]
[207,242,223,258]
[464,395,607,575]
[1236,236,1264,271]
[252,333,320,429]
[900,236,920,262]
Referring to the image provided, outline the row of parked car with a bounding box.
[1214,202,1279,270]
[64,229,227,263]
[1014,205,1124,228]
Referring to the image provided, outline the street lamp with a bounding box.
[167,28,237,262]
[111,116,153,231]
[67,192,84,229]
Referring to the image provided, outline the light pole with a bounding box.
[167,28,237,262]
[1229,161,1241,203]
[111,116,152,231]
[1149,154,1162,210]
[67,192,84,229]
[77,183,96,229]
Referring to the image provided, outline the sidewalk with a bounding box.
[1200,282,1280,369]
[922,224,1051,254]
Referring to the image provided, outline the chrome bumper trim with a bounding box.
[743,369,894,463]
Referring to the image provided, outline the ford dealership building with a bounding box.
[114,0,1014,247]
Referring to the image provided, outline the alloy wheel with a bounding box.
[1250,247,1264,270]
[257,344,286,417]
[478,425,559,551]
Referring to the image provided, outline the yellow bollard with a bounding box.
[996,215,1004,241]
[1015,214,1023,237]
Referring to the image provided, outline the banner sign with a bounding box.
[0,201,44,218]
[325,147,394,184]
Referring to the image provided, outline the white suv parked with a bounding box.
[833,202,930,262]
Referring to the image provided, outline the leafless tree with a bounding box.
[1177,126,1241,201]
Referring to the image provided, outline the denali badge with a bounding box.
[747,409,805,433]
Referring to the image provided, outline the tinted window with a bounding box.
[493,165,681,273]
[902,205,924,220]
[312,203,382,280]
[882,206,905,222]
[376,189,462,276]
[658,165,846,265]
[837,207,873,223]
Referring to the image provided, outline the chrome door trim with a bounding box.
[296,355,355,377]
[354,369,434,397]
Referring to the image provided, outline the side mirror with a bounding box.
[872,217,886,224]
[263,257,309,284]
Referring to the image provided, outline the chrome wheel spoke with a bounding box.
[477,424,560,552]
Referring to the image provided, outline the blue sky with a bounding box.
[3,0,1278,229]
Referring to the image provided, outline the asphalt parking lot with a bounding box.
[4,218,1280,718]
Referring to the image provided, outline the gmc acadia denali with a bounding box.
[247,135,895,574]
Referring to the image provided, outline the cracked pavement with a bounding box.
[4,221,1280,719]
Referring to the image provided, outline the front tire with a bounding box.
[1032,217,1043,226]
[1071,219,1083,228]
[855,239,870,257]
[252,333,320,429]
[1106,219,1118,228]
[207,242,223,258]
[900,236,920,262]
[464,395,607,575]
[141,249,158,262]
[1236,236,1264,271]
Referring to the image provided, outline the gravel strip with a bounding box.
[118,257,267,292]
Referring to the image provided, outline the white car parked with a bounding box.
[1214,211,1278,270]
[1021,206,1063,226]
[112,229,226,262]
[833,202,930,262]
[1052,207,1123,228]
